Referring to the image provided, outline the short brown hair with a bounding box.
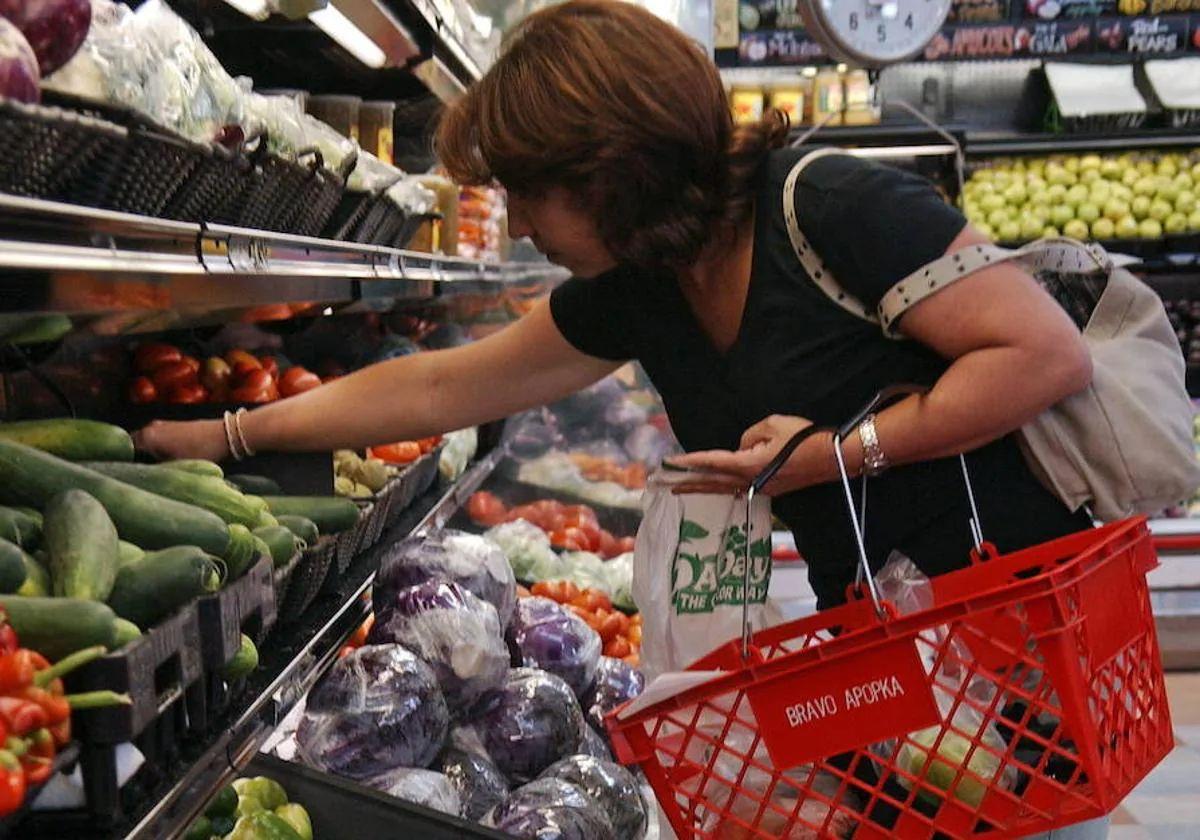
[436,0,787,270]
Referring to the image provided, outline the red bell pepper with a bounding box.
[21,729,53,785]
[0,749,26,815]
[0,698,46,736]
[0,623,18,656]
[0,651,35,695]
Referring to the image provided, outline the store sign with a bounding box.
[923,24,1017,59]
[1117,0,1200,15]
[1026,0,1116,18]
[738,29,827,64]
[736,0,805,31]
[1014,20,1095,52]
[950,0,1013,23]
[1095,15,1191,51]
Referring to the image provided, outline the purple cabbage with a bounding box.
[487,778,616,840]
[506,597,601,698]
[540,756,647,840]
[577,724,614,762]
[581,656,645,732]
[362,767,462,817]
[475,668,587,785]
[376,530,516,629]
[296,644,449,780]
[369,579,509,714]
[0,0,90,75]
[439,747,509,821]
[0,18,39,102]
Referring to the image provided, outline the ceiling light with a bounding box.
[309,4,387,69]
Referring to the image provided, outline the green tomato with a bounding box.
[1076,202,1101,223]
[1103,198,1130,221]
[1115,216,1139,239]
[1091,218,1116,240]
[1063,218,1090,240]
[1164,213,1189,235]
[1149,199,1174,222]
[1176,191,1197,215]
[998,220,1021,242]
[1049,204,1074,228]
[1137,218,1163,239]
[1131,195,1153,220]
[1100,159,1122,179]
[1042,225,1060,239]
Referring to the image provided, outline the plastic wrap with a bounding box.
[369,579,509,714]
[504,410,563,461]
[347,149,402,193]
[439,427,479,482]
[577,724,614,762]
[376,530,516,629]
[486,778,616,840]
[42,0,133,102]
[297,111,357,173]
[507,597,602,698]
[540,756,647,840]
[485,520,565,582]
[241,92,308,157]
[581,656,645,733]
[872,553,1018,808]
[386,177,439,215]
[439,747,509,821]
[295,644,449,779]
[362,767,462,817]
[467,667,587,785]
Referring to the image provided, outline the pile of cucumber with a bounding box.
[0,419,361,661]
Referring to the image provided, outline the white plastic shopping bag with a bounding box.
[633,469,782,681]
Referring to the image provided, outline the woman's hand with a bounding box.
[667,415,839,495]
[134,419,229,462]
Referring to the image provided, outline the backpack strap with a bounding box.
[782,149,880,325]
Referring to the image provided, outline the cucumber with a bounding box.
[117,541,144,570]
[0,419,133,461]
[205,785,239,820]
[84,462,267,528]
[0,596,118,661]
[227,474,282,496]
[0,439,231,555]
[164,460,225,479]
[16,551,49,597]
[0,314,72,346]
[12,508,41,528]
[276,515,319,546]
[224,525,259,581]
[46,489,119,601]
[253,526,303,567]
[251,536,273,567]
[256,510,278,529]
[113,617,142,648]
[221,634,259,681]
[0,506,40,548]
[107,546,224,628]
[0,540,28,594]
[263,496,358,534]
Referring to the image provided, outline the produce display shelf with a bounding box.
[36,447,507,840]
[967,128,1200,157]
[0,193,563,318]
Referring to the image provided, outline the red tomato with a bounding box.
[604,637,632,659]
[279,366,321,397]
[134,343,182,373]
[596,530,619,559]
[417,436,442,454]
[616,536,636,555]
[468,492,508,526]
[151,360,198,392]
[371,441,421,464]
[230,384,273,404]
[258,356,280,379]
[597,613,623,643]
[225,349,260,370]
[550,527,589,551]
[180,355,201,375]
[349,614,374,648]
[236,368,273,392]
[563,505,599,528]
[576,523,602,553]
[168,382,208,404]
[128,376,158,404]
[572,590,612,613]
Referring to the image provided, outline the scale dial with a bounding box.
[799,0,953,67]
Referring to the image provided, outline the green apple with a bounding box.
[993,170,1013,187]
[998,220,1021,242]
[1150,199,1173,222]
[1003,183,1028,205]
[1137,160,1156,176]
[1020,215,1044,241]
[1029,189,1052,208]
[1047,184,1068,202]
[1158,182,1181,204]
[1091,218,1116,239]
[1176,191,1197,215]
[1066,185,1090,206]
[1121,168,1141,188]
[1111,184,1133,203]
[1100,160,1122,179]
[1013,159,1027,173]
[1173,173,1193,192]
[980,194,1006,213]
[974,181,996,196]
[976,222,996,240]
[1164,213,1189,235]
[1116,216,1140,239]
[1042,225,1060,239]
[1103,198,1130,221]
[1134,176,1158,197]
[1077,202,1101,223]
[1049,204,1075,227]
[1191,162,1200,182]
[1157,159,1178,177]
[1046,167,1072,187]
[1189,209,1200,232]
[1064,157,1080,174]
[1132,195,1153,220]
[1080,154,1102,171]
[986,208,1009,230]
[1063,218,1090,239]
[1137,218,1162,239]
[1089,181,1112,203]
[1079,169,1102,186]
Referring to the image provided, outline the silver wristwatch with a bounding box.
[858,414,888,477]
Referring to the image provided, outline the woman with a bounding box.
[139,3,1102,834]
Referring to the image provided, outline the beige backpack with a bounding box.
[784,149,1200,522]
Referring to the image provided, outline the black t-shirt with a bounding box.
[550,149,1091,608]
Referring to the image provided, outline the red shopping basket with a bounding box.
[609,389,1173,839]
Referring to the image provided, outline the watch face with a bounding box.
[811,0,953,65]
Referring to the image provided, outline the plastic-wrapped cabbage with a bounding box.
[577,725,614,762]
[540,756,647,840]
[241,92,307,158]
[295,644,449,779]
[42,0,133,102]
[558,551,609,593]
[376,530,516,629]
[439,747,509,821]
[370,580,508,714]
[298,112,357,174]
[362,767,462,817]
[487,778,615,840]
[507,597,601,697]
[439,427,478,482]
[582,656,645,733]
[386,177,438,215]
[605,553,635,612]
[347,149,402,193]
[471,668,587,785]
[485,520,565,582]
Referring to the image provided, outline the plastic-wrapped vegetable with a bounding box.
[439,747,509,822]
[439,428,479,482]
[370,579,509,713]
[540,756,647,840]
[577,725,614,762]
[485,520,565,582]
[296,644,449,779]
[347,149,402,193]
[376,530,516,629]
[362,767,462,817]
[0,18,39,102]
[581,656,645,732]
[487,778,616,840]
[507,597,601,697]
[470,668,587,785]
[605,553,635,612]
[386,177,438,215]
[0,0,90,76]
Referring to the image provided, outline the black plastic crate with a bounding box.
[246,754,506,840]
[279,537,337,622]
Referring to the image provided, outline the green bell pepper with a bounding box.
[274,803,313,840]
[227,811,304,840]
[234,776,289,812]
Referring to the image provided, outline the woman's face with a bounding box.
[506,186,617,278]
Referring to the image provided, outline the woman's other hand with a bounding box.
[134,419,229,462]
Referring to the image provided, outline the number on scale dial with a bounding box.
[800,0,953,67]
